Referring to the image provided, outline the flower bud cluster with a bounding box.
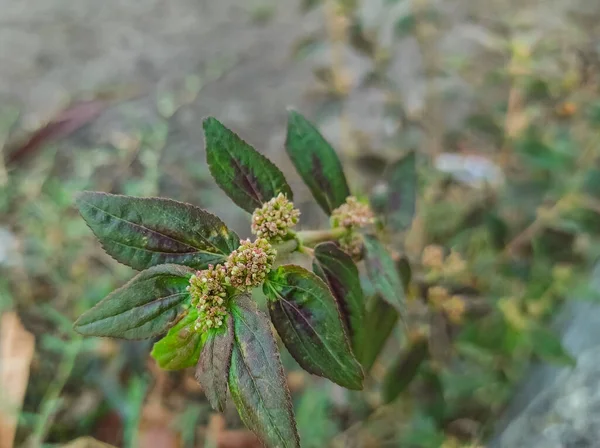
[338,233,364,259]
[330,196,375,229]
[251,193,300,240]
[188,238,277,332]
[188,264,228,331]
[422,245,468,282]
[224,238,277,290]
[330,196,374,258]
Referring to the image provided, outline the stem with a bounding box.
[272,239,299,257]
[296,227,348,247]
[27,338,81,447]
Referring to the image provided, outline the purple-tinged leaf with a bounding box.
[6,99,109,166]
[74,264,193,339]
[75,191,240,271]
[264,265,364,390]
[196,313,234,412]
[313,242,366,356]
[285,110,350,215]
[204,117,293,213]
[228,294,300,448]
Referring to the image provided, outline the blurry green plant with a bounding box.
[72,110,420,447]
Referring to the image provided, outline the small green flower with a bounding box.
[187,264,228,331]
[331,196,374,229]
[251,193,300,240]
[224,238,277,289]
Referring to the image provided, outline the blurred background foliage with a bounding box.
[1,0,600,446]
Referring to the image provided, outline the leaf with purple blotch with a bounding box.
[74,264,194,339]
[264,265,364,390]
[75,191,240,271]
[285,110,350,215]
[228,294,300,448]
[204,117,293,213]
[196,313,234,412]
[313,242,366,357]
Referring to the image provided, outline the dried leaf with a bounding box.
[6,100,109,166]
[0,312,35,448]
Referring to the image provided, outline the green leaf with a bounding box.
[151,308,205,370]
[296,384,337,447]
[382,336,428,403]
[264,265,364,390]
[204,117,293,213]
[394,14,417,38]
[528,324,575,366]
[75,191,240,271]
[384,152,417,231]
[313,242,366,356]
[363,235,406,313]
[285,110,350,215]
[396,255,412,292]
[74,264,193,339]
[361,295,398,371]
[196,313,234,412]
[228,294,300,448]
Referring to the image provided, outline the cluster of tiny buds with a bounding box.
[187,239,277,332]
[330,196,375,229]
[338,233,364,260]
[421,245,467,281]
[251,193,300,240]
[224,238,277,290]
[187,264,228,331]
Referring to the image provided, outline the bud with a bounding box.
[338,232,364,260]
[443,251,467,278]
[224,238,277,290]
[187,264,228,332]
[443,296,466,324]
[330,196,374,229]
[427,285,449,309]
[251,193,300,240]
[422,245,445,269]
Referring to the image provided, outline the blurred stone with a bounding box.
[491,266,600,448]
[434,153,504,188]
[0,227,18,267]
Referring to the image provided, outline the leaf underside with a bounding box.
[74,264,194,339]
[313,242,366,357]
[285,110,350,215]
[75,191,240,271]
[228,294,300,448]
[264,265,364,390]
[204,117,293,213]
[196,313,235,412]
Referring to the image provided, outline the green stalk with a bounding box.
[296,227,348,247]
